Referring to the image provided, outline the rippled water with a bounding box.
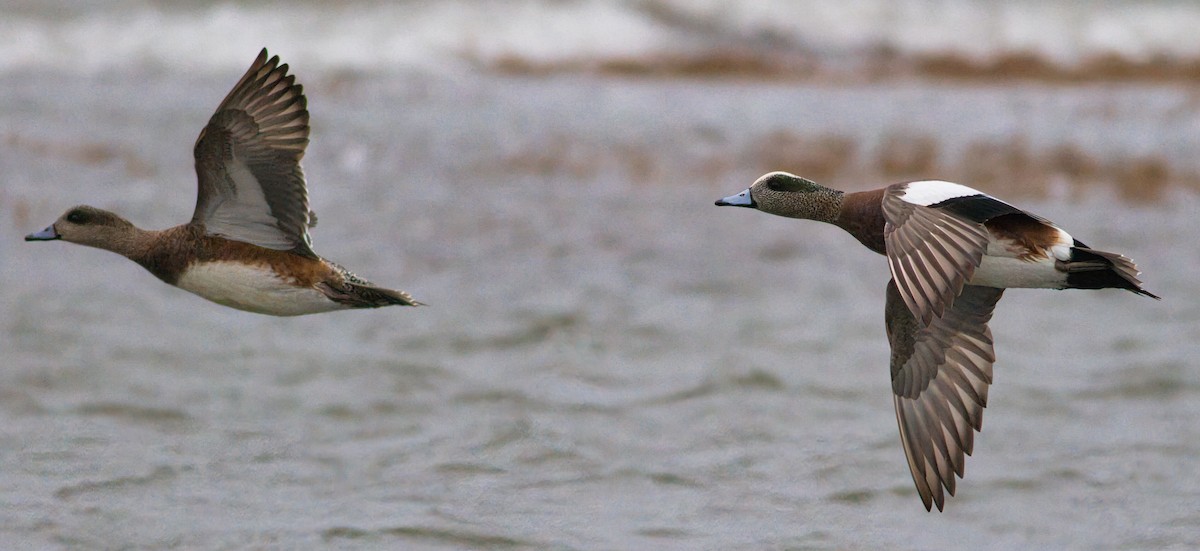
[2,59,1199,549]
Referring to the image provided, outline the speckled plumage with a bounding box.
[718,171,1158,511]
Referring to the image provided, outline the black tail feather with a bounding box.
[1065,246,1161,300]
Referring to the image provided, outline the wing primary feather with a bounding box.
[887,280,1004,511]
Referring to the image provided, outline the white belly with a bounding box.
[176,261,345,316]
[969,255,1067,289]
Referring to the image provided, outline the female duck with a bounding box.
[26,49,421,316]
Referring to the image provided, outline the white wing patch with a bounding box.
[203,157,294,250]
[900,180,984,207]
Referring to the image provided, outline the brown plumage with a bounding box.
[26,49,421,315]
[718,172,1158,511]
[985,214,1064,261]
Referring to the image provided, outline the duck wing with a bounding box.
[882,181,1022,325]
[886,278,1003,511]
[192,48,316,258]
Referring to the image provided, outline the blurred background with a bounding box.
[1,1,1197,549]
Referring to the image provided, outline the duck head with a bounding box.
[716,172,844,223]
[26,205,140,253]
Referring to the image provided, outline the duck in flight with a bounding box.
[717,171,1158,511]
[26,49,421,315]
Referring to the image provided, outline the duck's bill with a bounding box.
[25,225,60,241]
[715,188,754,207]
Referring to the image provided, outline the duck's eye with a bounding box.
[66,209,89,224]
[765,174,820,193]
[765,175,798,192]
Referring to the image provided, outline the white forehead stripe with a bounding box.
[900,180,984,206]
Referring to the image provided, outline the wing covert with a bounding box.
[192,48,316,257]
[882,183,992,326]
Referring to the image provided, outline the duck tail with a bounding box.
[349,284,425,308]
[321,261,425,308]
[1063,244,1161,300]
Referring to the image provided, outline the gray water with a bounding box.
[2,61,1199,549]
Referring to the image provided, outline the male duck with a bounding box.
[717,172,1158,511]
[26,49,421,316]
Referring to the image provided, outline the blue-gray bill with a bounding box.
[25,226,60,241]
[715,188,754,207]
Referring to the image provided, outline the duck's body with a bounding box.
[176,257,341,316]
[829,179,1153,319]
[132,226,410,316]
[717,172,1157,511]
[25,49,420,315]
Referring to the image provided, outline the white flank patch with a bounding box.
[176,261,344,316]
[973,226,1075,289]
[1049,227,1075,261]
[900,180,984,206]
[970,256,1067,289]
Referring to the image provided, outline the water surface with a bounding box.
[2,4,1198,550]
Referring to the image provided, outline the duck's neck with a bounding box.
[122,225,200,284]
[802,188,846,224]
[832,189,887,255]
[94,225,162,259]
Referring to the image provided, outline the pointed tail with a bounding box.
[1064,246,1161,300]
[319,281,425,308]
[355,284,425,307]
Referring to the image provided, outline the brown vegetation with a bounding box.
[877,133,938,179]
[485,49,1200,84]
[919,52,1200,83]
[484,130,1192,202]
[4,132,155,178]
[750,131,856,181]
[1115,156,1170,202]
[485,50,817,81]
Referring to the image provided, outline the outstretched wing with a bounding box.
[192,48,316,258]
[885,279,1004,511]
[882,181,1019,325]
